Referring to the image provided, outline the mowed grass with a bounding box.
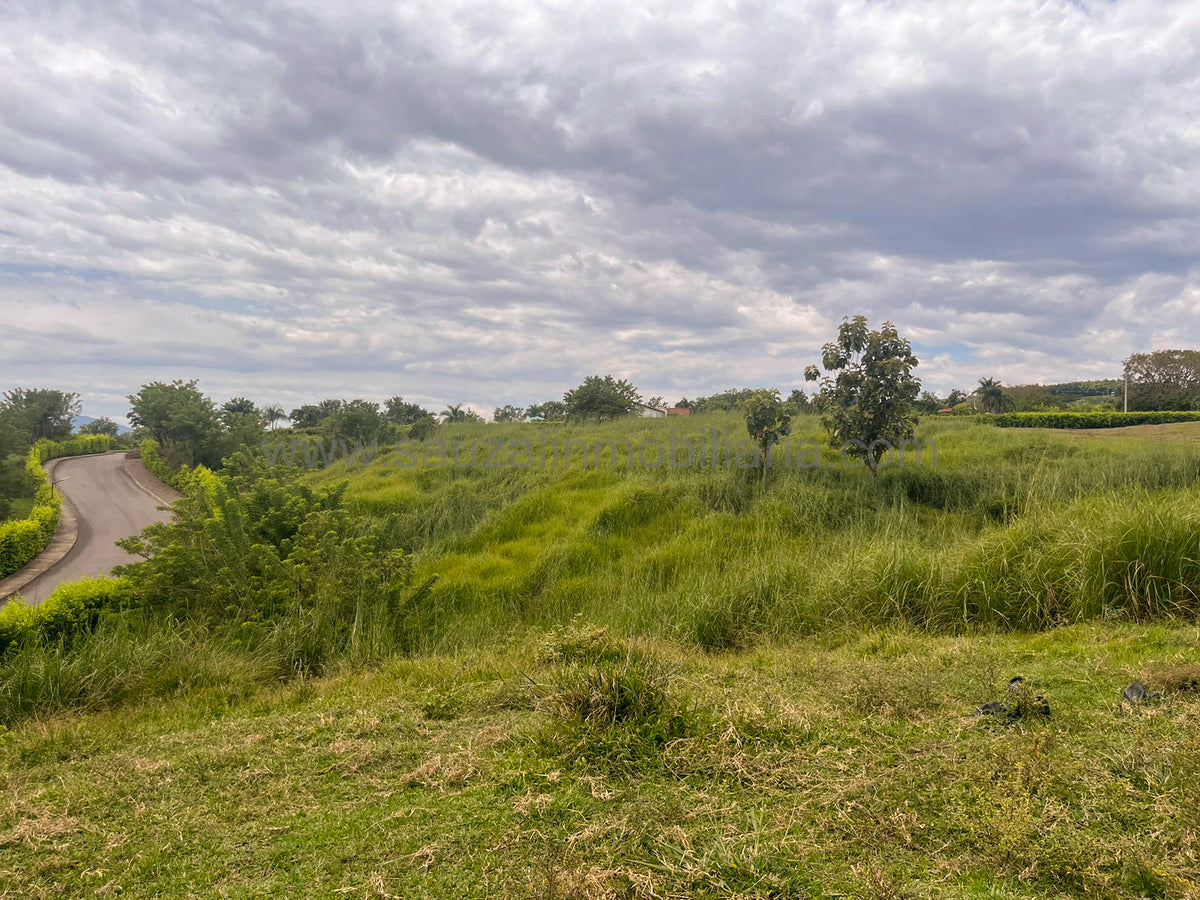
[3,623,1199,898]
[304,414,1200,650]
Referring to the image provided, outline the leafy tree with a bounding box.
[786,389,813,413]
[325,399,386,444]
[288,399,345,430]
[689,388,762,414]
[563,375,642,421]
[526,400,566,421]
[127,380,222,468]
[744,389,792,484]
[78,416,120,437]
[974,377,1013,413]
[646,395,665,410]
[1,388,81,444]
[914,391,943,414]
[946,389,969,407]
[409,415,439,441]
[493,404,526,423]
[804,315,921,479]
[384,396,431,425]
[675,398,691,409]
[288,404,323,429]
[1124,350,1200,411]
[221,397,259,423]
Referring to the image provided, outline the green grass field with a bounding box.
[2,415,1199,897]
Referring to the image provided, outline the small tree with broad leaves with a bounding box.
[743,389,791,485]
[804,315,920,479]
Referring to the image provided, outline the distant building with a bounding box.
[636,403,667,418]
[666,407,690,416]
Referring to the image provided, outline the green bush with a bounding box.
[140,439,189,489]
[992,411,1200,429]
[0,436,113,578]
[0,576,130,655]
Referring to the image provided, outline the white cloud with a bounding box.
[1,0,1198,418]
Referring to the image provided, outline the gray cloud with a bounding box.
[1,0,1198,419]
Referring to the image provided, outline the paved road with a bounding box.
[13,453,178,603]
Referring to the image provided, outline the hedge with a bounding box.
[0,435,113,579]
[992,411,1200,429]
[139,439,191,491]
[0,576,130,655]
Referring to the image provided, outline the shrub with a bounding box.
[0,436,113,578]
[992,411,1200,429]
[0,577,130,656]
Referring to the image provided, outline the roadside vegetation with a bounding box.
[2,332,1199,897]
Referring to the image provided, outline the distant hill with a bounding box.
[72,415,132,435]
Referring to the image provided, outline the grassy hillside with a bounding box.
[4,624,1199,898]
[2,415,1199,897]
[306,414,1200,649]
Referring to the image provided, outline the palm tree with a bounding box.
[975,377,1012,413]
[261,403,286,430]
[441,404,467,423]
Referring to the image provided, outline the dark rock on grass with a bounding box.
[1124,682,1149,703]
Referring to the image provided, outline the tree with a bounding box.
[563,375,641,421]
[261,404,286,430]
[325,399,386,444]
[646,396,665,410]
[914,391,943,414]
[127,380,222,468]
[1,388,81,444]
[744,389,791,484]
[221,397,259,422]
[409,415,439,441]
[946,389,968,407]
[384,396,431,425]
[526,400,566,421]
[78,416,120,437]
[786,389,813,414]
[804,315,921,479]
[1124,350,1200,411]
[493,404,526,423]
[974,377,1012,413]
[689,388,761,414]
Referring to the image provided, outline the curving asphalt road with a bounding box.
[6,453,179,604]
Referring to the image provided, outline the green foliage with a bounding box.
[440,403,484,424]
[743,389,791,481]
[993,411,1200,429]
[492,403,525,423]
[323,398,386,444]
[1124,349,1200,411]
[116,468,414,674]
[139,439,187,489]
[526,400,566,421]
[688,387,762,414]
[0,577,131,656]
[805,315,921,477]
[127,379,222,468]
[77,415,120,436]
[975,377,1013,413]
[384,396,431,425]
[563,375,642,421]
[408,415,439,441]
[0,387,80,444]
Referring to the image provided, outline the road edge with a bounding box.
[0,457,81,604]
[121,451,183,507]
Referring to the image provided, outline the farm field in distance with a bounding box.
[2,415,1200,898]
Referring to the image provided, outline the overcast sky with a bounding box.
[2,0,1198,420]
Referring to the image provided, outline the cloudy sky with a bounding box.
[2,0,1198,420]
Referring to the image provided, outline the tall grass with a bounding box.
[302,415,1200,650]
